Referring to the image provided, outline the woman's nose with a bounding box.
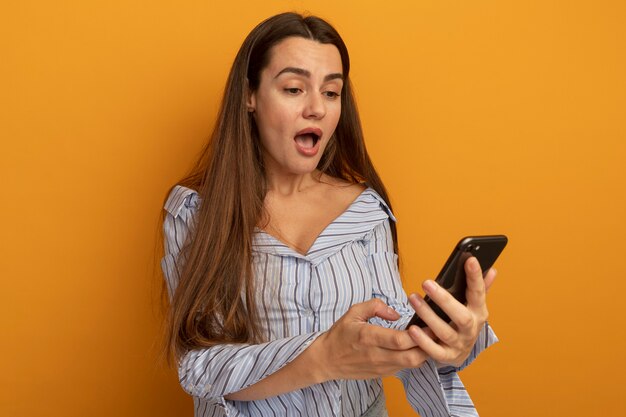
[303,92,326,119]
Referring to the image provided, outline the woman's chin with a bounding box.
[262,150,326,179]
[289,163,321,176]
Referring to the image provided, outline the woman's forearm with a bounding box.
[224,334,329,401]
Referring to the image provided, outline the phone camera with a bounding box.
[467,244,473,250]
[475,245,480,251]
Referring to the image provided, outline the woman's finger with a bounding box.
[366,325,420,351]
[483,267,497,292]
[368,345,429,374]
[465,257,487,310]
[422,280,476,332]
[408,292,463,346]
[346,298,400,323]
[407,325,451,364]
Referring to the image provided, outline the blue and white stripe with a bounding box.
[161,185,497,417]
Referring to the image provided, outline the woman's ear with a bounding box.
[246,79,256,113]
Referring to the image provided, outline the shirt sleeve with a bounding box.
[160,186,323,403]
[364,218,498,417]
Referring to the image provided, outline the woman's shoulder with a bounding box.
[319,174,395,221]
[344,183,396,223]
[163,184,200,218]
[319,174,366,200]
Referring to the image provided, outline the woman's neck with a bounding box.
[265,169,324,197]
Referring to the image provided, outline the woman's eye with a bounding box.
[284,88,301,95]
[324,91,340,99]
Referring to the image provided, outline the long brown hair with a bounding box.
[163,12,398,362]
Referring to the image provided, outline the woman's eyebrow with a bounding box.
[275,67,343,82]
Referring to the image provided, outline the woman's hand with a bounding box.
[310,298,428,381]
[407,257,497,367]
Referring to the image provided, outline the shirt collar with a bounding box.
[252,187,396,265]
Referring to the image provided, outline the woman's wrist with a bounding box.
[301,332,333,383]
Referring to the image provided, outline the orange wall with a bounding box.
[2,1,625,416]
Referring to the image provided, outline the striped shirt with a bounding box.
[161,185,498,417]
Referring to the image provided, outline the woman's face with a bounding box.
[248,36,343,178]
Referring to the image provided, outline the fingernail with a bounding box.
[423,280,437,293]
[492,267,497,275]
[387,306,399,316]
[410,293,422,307]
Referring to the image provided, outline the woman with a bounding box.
[161,12,497,417]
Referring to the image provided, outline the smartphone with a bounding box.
[406,235,508,329]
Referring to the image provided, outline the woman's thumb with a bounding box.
[347,298,400,322]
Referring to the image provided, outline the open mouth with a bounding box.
[294,132,320,149]
[294,128,322,150]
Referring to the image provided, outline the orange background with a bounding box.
[2,1,625,416]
